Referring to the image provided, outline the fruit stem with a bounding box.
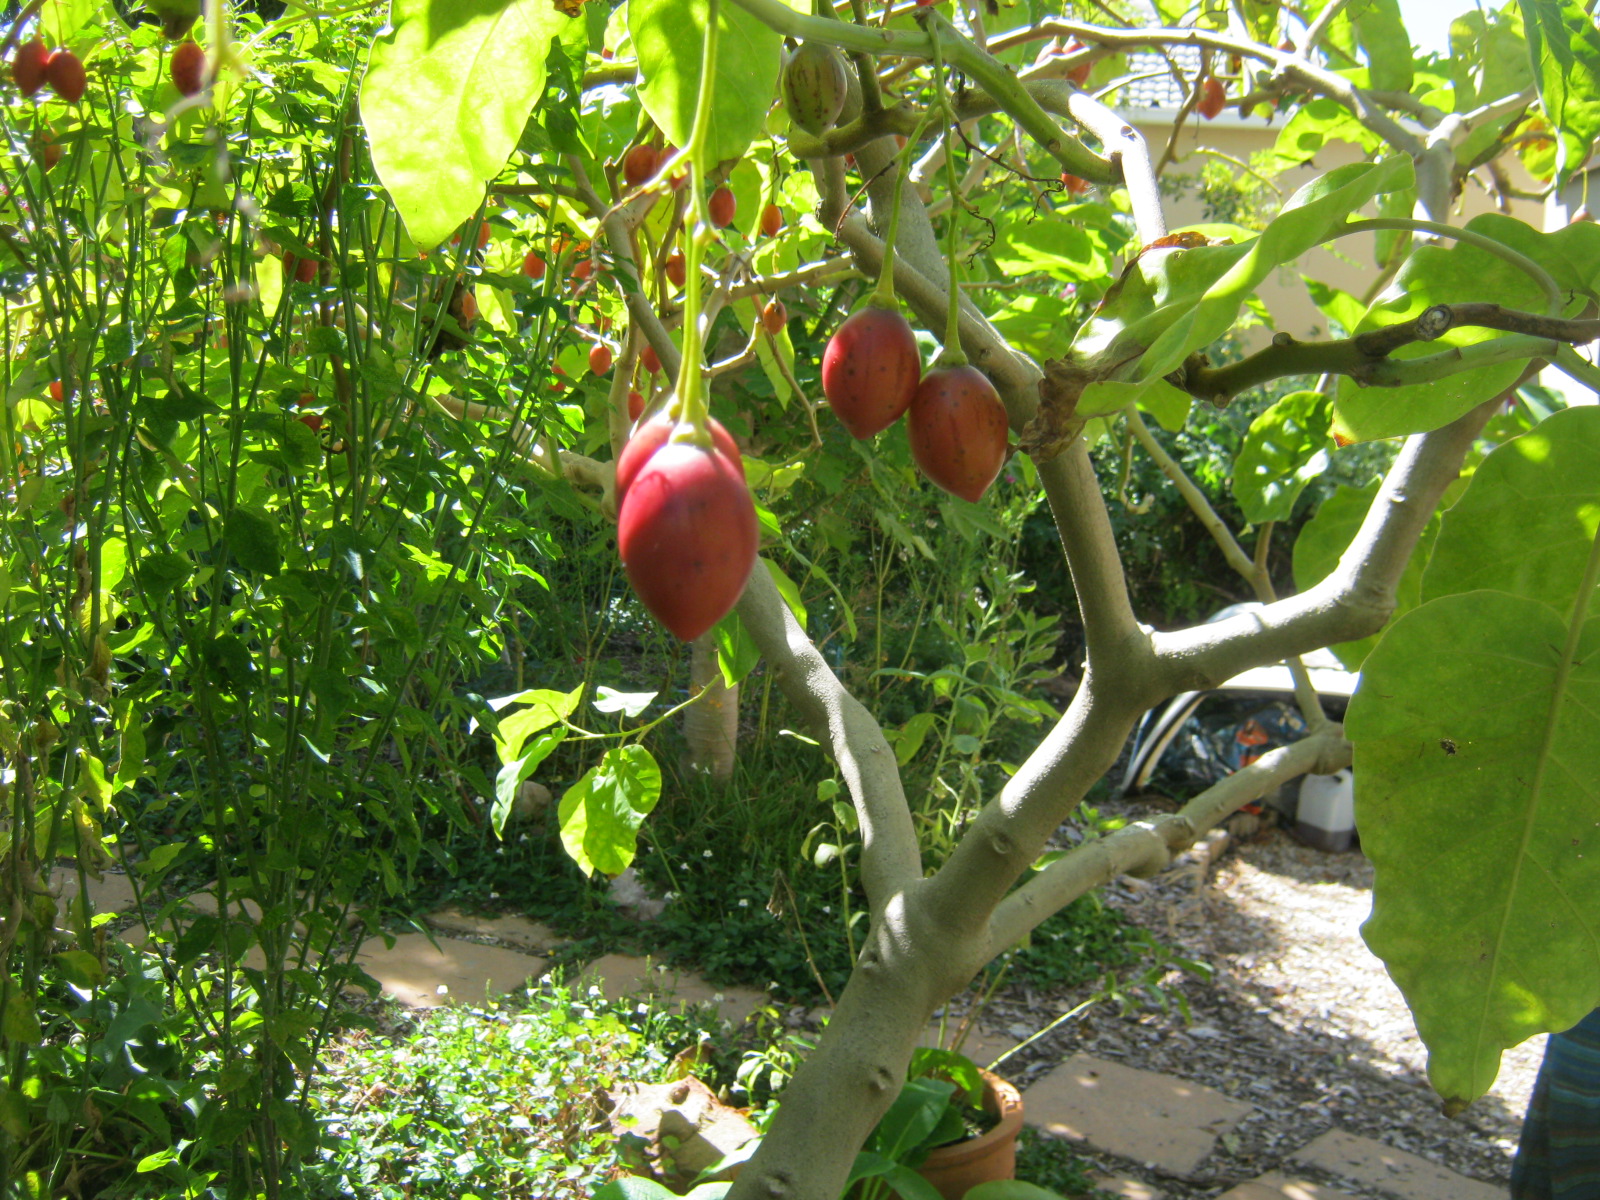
[928,24,968,366]
[871,116,928,309]
[670,0,722,445]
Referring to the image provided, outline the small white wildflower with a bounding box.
[822,905,832,914]
[489,891,500,900]
[738,898,749,908]
[436,984,449,995]
[702,849,713,858]
[713,993,725,1003]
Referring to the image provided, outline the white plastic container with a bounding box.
[1294,768,1355,852]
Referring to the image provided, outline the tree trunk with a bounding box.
[684,632,738,780]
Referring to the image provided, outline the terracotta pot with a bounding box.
[914,1068,1025,1200]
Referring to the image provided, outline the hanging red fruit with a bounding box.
[640,344,662,375]
[627,390,645,421]
[522,251,546,279]
[43,48,86,103]
[1198,76,1227,120]
[616,411,744,501]
[622,144,659,188]
[760,204,784,237]
[13,40,49,97]
[708,186,736,229]
[907,364,1009,502]
[821,306,922,438]
[761,298,787,335]
[171,41,206,97]
[664,251,686,289]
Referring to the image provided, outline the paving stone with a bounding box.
[1290,1129,1502,1200]
[1089,1172,1165,1199]
[578,954,769,1024]
[1022,1053,1254,1177]
[424,906,562,952]
[183,887,265,923]
[355,933,547,1009]
[48,869,139,917]
[1217,1173,1359,1200]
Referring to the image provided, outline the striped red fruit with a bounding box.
[821,305,921,438]
[907,364,1009,502]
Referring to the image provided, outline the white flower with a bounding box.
[822,905,832,914]
[702,849,713,858]
[436,984,449,995]
[738,898,749,907]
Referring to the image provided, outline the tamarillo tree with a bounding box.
[355,0,1600,1196]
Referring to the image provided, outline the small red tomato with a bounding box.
[760,204,783,237]
[664,251,686,289]
[589,343,613,375]
[641,344,662,375]
[708,186,736,229]
[522,251,546,279]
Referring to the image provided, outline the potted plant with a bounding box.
[846,1048,1025,1200]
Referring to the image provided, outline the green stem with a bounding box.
[928,24,966,365]
[872,115,934,308]
[1339,218,1563,315]
[669,0,722,441]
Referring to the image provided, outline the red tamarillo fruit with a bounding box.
[781,42,849,135]
[907,364,1009,502]
[616,411,744,501]
[1065,40,1093,86]
[622,144,658,188]
[13,40,48,97]
[821,305,921,438]
[171,40,206,96]
[618,436,758,641]
[44,48,86,103]
[283,252,318,283]
[1060,172,1091,195]
[761,298,787,335]
[1198,76,1227,120]
[664,250,686,288]
[627,390,645,421]
[708,186,736,229]
[522,251,546,279]
[589,343,613,375]
[760,204,783,237]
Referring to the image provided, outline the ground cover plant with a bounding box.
[2,0,1599,1197]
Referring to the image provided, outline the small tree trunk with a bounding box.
[684,632,738,780]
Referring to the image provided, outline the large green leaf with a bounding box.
[1424,405,1600,607]
[1292,482,1438,670]
[1333,214,1600,442]
[1074,157,1413,418]
[1523,0,1600,185]
[361,0,566,248]
[1348,0,1413,93]
[1350,583,1600,1107]
[630,0,782,167]
[1232,390,1331,524]
[558,745,662,877]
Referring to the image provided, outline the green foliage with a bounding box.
[1351,404,1600,1108]
[1522,0,1600,184]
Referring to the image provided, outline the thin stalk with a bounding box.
[928,24,966,363]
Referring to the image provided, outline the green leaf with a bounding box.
[1293,483,1438,670]
[630,0,781,166]
[361,0,566,248]
[866,1077,956,1164]
[1349,0,1412,92]
[891,712,939,767]
[593,687,658,717]
[966,1186,1068,1200]
[225,506,282,575]
[135,1148,180,1173]
[1075,156,1413,418]
[492,729,565,836]
[492,686,582,762]
[1334,214,1600,442]
[713,609,761,688]
[1350,581,1600,1107]
[1523,0,1600,185]
[2,993,41,1044]
[53,949,105,988]
[1423,405,1600,609]
[135,841,187,879]
[558,745,662,877]
[1232,390,1331,524]
[764,558,808,631]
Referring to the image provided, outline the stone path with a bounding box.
[50,869,1513,1200]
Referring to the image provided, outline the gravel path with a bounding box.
[978,820,1536,1197]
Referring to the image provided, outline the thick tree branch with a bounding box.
[1149,397,1498,693]
[734,563,921,908]
[1179,304,1600,404]
[989,729,1351,948]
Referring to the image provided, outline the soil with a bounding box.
[972,809,1537,1199]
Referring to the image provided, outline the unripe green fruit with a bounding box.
[782,42,849,136]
